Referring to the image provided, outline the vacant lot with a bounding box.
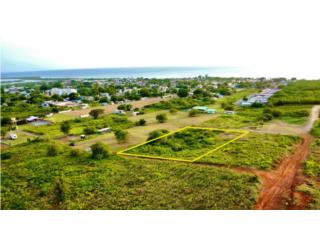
[1,141,260,210]
[197,133,300,169]
[122,127,244,161]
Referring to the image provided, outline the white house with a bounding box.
[50,88,77,96]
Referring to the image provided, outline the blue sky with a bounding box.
[1,0,320,78]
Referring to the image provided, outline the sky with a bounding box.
[1,0,320,78]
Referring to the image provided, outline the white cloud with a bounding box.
[1,0,320,77]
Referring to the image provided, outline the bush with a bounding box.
[47,144,61,156]
[114,130,129,143]
[83,127,96,135]
[156,113,167,123]
[90,142,110,160]
[1,152,12,160]
[261,113,273,122]
[89,109,104,119]
[70,148,83,157]
[118,104,132,111]
[169,108,178,114]
[60,121,71,135]
[147,129,169,140]
[135,119,146,126]
[189,109,200,117]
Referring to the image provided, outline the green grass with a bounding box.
[124,128,243,160]
[20,115,134,138]
[271,105,312,125]
[297,181,320,210]
[45,113,75,123]
[304,121,320,177]
[269,80,320,106]
[198,133,300,169]
[1,140,260,210]
[1,132,37,146]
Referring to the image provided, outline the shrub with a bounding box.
[189,109,200,117]
[1,152,11,160]
[90,142,110,160]
[89,109,104,119]
[70,148,83,157]
[261,113,273,122]
[47,144,61,156]
[169,108,178,114]
[156,113,167,123]
[118,104,132,111]
[60,121,71,135]
[83,126,96,135]
[135,119,146,126]
[147,129,169,140]
[114,130,129,143]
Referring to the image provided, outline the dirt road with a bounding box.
[255,134,312,210]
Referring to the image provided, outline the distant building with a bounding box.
[192,106,217,114]
[50,88,77,96]
[26,116,39,122]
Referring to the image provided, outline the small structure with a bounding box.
[192,106,217,114]
[9,134,17,140]
[224,110,235,114]
[113,109,125,115]
[97,127,111,133]
[80,114,90,118]
[26,116,39,122]
[80,134,86,139]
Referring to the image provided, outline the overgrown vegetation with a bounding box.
[297,181,320,210]
[1,140,260,210]
[269,80,320,106]
[126,128,242,160]
[198,133,299,169]
[304,120,320,177]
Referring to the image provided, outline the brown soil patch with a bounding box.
[255,134,312,210]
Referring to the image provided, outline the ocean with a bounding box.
[1,66,242,79]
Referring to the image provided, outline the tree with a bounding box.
[135,119,146,126]
[147,129,169,140]
[156,113,167,123]
[89,109,104,119]
[189,109,200,117]
[68,92,79,100]
[114,130,129,143]
[90,142,110,160]
[60,121,71,135]
[177,88,189,97]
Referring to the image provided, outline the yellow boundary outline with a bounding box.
[117,126,249,163]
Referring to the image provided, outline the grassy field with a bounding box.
[297,181,320,210]
[304,120,320,177]
[1,140,260,210]
[123,127,243,161]
[197,133,300,169]
[269,80,320,106]
[20,115,134,138]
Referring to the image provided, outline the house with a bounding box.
[26,116,39,122]
[97,128,111,133]
[192,106,217,114]
[50,88,77,96]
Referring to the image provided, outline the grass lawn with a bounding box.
[1,131,37,146]
[197,133,300,169]
[45,113,76,123]
[1,140,260,210]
